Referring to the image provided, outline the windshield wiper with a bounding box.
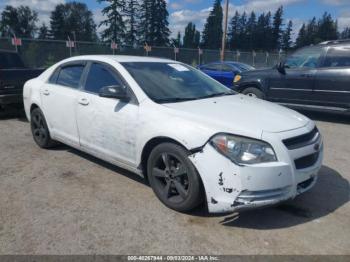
[154,97,198,103]
[198,91,235,100]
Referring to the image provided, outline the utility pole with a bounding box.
[72,31,77,54]
[221,0,229,61]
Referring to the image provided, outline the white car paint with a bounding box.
[23,55,323,213]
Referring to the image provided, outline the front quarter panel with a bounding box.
[235,71,270,93]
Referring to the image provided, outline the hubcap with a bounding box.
[32,113,46,143]
[152,153,189,203]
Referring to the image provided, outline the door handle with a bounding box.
[301,74,312,78]
[43,89,50,96]
[78,97,89,106]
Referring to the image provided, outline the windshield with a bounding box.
[121,62,235,103]
[235,63,254,71]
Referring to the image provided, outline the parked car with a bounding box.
[233,40,350,113]
[23,55,323,213]
[198,61,254,88]
[0,50,44,109]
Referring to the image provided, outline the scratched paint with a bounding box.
[23,55,323,214]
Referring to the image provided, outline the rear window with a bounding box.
[56,65,85,88]
[0,52,25,69]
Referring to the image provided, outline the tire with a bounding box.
[30,108,57,148]
[147,143,203,212]
[242,87,265,99]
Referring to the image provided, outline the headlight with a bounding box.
[234,75,242,83]
[210,134,277,165]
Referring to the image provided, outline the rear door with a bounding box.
[41,62,86,147]
[313,46,350,108]
[267,46,324,104]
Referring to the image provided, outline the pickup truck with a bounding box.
[0,50,44,109]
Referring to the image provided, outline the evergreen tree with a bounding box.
[49,4,65,39]
[295,12,338,48]
[125,0,139,46]
[194,30,200,48]
[0,5,38,38]
[228,11,240,49]
[318,12,337,41]
[246,11,257,50]
[340,27,350,39]
[170,31,181,47]
[139,0,170,46]
[183,22,200,48]
[177,31,181,47]
[98,0,125,43]
[282,20,293,50]
[305,17,318,45]
[237,11,247,49]
[272,6,283,50]
[50,2,97,41]
[202,0,223,49]
[38,23,49,39]
[296,23,307,48]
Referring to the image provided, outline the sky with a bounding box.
[1,0,350,40]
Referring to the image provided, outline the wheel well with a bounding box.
[30,104,39,112]
[240,84,260,92]
[140,137,187,179]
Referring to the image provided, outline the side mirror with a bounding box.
[277,61,286,74]
[99,85,130,101]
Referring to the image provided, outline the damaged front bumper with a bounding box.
[189,126,323,213]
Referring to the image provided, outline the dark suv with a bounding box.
[233,40,350,113]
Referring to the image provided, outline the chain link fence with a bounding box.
[0,37,287,69]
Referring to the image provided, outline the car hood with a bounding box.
[163,94,310,139]
[240,68,274,77]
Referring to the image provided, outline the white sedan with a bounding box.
[23,55,323,213]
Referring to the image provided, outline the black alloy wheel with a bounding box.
[30,108,56,148]
[147,143,203,212]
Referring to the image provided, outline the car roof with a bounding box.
[61,55,176,63]
[201,61,245,66]
[318,39,350,45]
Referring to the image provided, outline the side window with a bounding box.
[84,63,123,94]
[56,65,85,88]
[48,68,60,84]
[203,64,221,71]
[285,47,323,69]
[221,64,233,72]
[322,47,350,68]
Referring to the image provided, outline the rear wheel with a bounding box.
[30,108,57,148]
[147,143,203,212]
[242,87,265,99]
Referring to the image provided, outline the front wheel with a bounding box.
[242,87,265,99]
[147,143,203,212]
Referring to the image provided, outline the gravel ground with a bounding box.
[0,110,349,255]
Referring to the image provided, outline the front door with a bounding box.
[267,46,323,104]
[41,63,85,147]
[201,63,223,83]
[76,62,139,166]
